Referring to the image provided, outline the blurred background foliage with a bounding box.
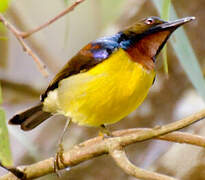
[0,0,205,179]
[160,0,170,74]
[0,0,9,68]
[0,0,12,167]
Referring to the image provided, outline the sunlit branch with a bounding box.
[0,109,205,180]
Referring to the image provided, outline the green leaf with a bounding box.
[152,0,205,101]
[0,108,13,166]
[0,84,13,166]
[161,0,171,20]
[161,0,171,74]
[0,0,10,68]
[0,36,7,40]
[0,0,10,13]
[64,0,69,5]
[162,45,168,74]
[0,30,8,68]
[0,83,2,105]
[0,0,10,30]
[0,84,38,161]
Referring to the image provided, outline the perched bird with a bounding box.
[8,16,195,172]
[9,16,194,134]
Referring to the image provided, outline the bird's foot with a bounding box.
[54,143,66,177]
[99,125,113,139]
[54,118,71,176]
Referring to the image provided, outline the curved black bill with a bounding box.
[160,16,196,30]
[152,16,195,59]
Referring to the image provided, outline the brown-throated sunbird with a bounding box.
[9,16,195,170]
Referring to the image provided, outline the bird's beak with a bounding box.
[155,16,196,31]
[149,17,195,59]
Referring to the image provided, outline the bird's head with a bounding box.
[120,16,195,69]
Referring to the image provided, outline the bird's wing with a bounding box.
[41,34,121,101]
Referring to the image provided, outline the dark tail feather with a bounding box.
[9,103,52,131]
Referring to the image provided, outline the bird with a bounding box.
[9,16,195,170]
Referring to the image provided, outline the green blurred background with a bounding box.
[1,0,205,179]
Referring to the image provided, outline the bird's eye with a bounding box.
[145,18,155,25]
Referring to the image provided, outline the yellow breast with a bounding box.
[43,48,155,127]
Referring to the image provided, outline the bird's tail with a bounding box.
[9,103,52,131]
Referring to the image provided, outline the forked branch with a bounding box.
[19,0,85,38]
[0,0,85,77]
[1,109,205,180]
[0,14,49,77]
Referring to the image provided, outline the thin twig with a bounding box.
[1,109,205,180]
[109,147,176,180]
[0,0,85,76]
[19,0,85,38]
[8,6,62,73]
[0,14,49,77]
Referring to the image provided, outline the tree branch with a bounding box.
[109,147,176,180]
[1,109,205,180]
[114,129,205,147]
[0,14,49,77]
[19,0,85,38]
[0,0,85,77]
[117,109,205,147]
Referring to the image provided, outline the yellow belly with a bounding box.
[43,48,155,127]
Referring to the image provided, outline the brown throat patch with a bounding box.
[126,30,171,70]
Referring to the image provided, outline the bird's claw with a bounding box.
[99,125,113,139]
[54,144,65,177]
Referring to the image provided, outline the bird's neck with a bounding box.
[118,30,171,70]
